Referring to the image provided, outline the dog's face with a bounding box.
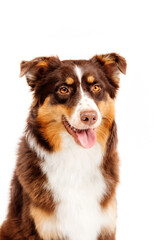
[20,53,126,151]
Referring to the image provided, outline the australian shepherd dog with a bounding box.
[0,53,126,240]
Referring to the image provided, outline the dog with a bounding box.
[0,53,126,240]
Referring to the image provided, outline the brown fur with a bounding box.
[0,53,126,240]
[100,120,120,209]
[96,94,115,152]
[98,232,116,240]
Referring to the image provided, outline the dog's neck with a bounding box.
[26,129,103,164]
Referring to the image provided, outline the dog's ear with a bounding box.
[20,57,60,90]
[91,53,127,88]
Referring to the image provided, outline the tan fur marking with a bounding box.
[96,54,116,66]
[103,56,116,65]
[36,60,48,67]
[66,77,74,85]
[87,75,95,83]
[100,195,117,237]
[96,94,115,152]
[37,97,74,151]
[30,205,58,240]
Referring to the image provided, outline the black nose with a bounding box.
[80,111,97,126]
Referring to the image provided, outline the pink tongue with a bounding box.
[76,129,96,148]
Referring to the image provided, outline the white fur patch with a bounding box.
[26,131,116,240]
[75,65,83,83]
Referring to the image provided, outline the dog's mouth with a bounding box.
[62,115,96,148]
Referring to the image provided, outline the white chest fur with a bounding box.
[28,132,116,240]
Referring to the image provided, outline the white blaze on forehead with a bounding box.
[75,65,85,98]
[75,65,83,83]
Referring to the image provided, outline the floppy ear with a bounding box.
[91,52,127,88]
[20,57,60,90]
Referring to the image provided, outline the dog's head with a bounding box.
[20,53,126,151]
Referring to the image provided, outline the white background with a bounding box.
[0,0,160,239]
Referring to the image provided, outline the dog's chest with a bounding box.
[40,134,106,240]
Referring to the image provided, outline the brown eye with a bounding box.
[91,84,101,92]
[59,86,70,95]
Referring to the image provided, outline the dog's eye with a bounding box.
[91,84,101,93]
[58,86,70,95]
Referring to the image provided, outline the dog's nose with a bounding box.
[80,111,97,126]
